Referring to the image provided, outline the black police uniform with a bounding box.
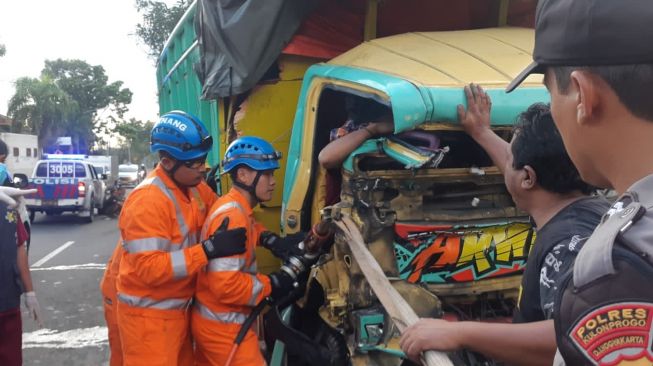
[553,175,653,365]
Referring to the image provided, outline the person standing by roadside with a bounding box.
[0,139,12,186]
[0,188,41,366]
[400,87,609,365]
[112,111,247,366]
[505,0,653,364]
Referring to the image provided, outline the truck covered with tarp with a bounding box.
[158,1,544,364]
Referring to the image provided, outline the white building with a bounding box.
[0,132,39,176]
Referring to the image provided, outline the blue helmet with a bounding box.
[150,111,213,161]
[222,136,281,174]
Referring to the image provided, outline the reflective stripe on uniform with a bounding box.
[142,178,200,278]
[195,301,247,324]
[136,177,197,249]
[134,177,156,190]
[244,260,257,274]
[170,250,188,279]
[200,201,246,240]
[150,178,193,248]
[181,231,198,250]
[250,251,257,270]
[185,187,200,249]
[248,275,263,306]
[117,292,191,310]
[200,198,262,310]
[122,237,171,253]
[207,257,245,272]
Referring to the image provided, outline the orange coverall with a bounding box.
[115,166,216,366]
[100,244,124,366]
[192,188,272,366]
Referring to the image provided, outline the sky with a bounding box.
[0,0,177,123]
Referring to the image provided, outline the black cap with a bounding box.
[506,0,653,93]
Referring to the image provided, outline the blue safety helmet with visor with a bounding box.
[222,136,281,202]
[222,136,281,174]
[150,110,213,161]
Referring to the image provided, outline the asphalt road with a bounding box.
[21,211,119,366]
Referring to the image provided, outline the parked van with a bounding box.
[0,132,39,177]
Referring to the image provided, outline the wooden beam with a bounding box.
[498,0,510,27]
[335,216,453,366]
[364,0,378,41]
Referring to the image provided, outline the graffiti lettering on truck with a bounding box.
[394,223,535,283]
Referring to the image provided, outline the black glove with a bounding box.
[259,231,306,260]
[201,217,247,260]
[268,270,296,301]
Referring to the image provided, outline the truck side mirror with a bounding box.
[13,173,29,189]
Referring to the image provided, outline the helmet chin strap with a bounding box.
[233,170,264,203]
[163,159,185,187]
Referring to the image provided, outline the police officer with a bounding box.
[507,0,653,364]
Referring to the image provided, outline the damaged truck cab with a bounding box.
[270,27,550,365]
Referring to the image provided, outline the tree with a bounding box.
[113,118,155,164]
[8,59,133,152]
[43,59,132,118]
[134,0,192,61]
[8,77,78,149]
[43,59,133,151]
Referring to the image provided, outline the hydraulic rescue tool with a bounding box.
[224,218,334,366]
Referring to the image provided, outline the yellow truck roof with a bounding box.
[329,27,541,88]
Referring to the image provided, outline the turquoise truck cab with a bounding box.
[271,27,550,366]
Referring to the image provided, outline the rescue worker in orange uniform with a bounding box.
[114,111,247,366]
[100,189,218,366]
[100,244,124,366]
[192,136,310,366]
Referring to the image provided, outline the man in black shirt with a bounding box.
[505,0,653,364]
[400,85,609,365]
[513,197,608,323]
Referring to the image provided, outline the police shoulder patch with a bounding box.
[570,302,653,365]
